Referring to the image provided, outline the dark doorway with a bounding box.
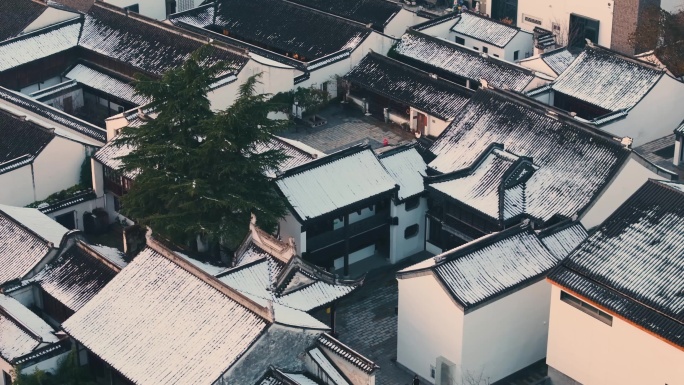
[491,0,518,25]
[416,112,428,135]
[569,14,600,49]
[55,211,76,230]
[63,96,73,114]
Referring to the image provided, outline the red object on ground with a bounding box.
[383,138,389,146]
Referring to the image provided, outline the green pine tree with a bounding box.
[115,46,288,250]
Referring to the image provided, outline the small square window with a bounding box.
[455,36,465,45]
[482,47,488,53]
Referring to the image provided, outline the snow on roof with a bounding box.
[0,87,106,143]
[316,333,378,373]
[379,145,427,201]
[92,136,137,179]
[255,136,323,179]
[429,225,558,309]
[171,0,372,61]
[0,204,69,246]
[283,373,321,385]
[550,180,684,347]
[0,109,54,174]
[272,303,329,329]
[0,294,59,349]
[428,89,629,222]
[80,4,248,77]
[344,53,472,121]
[62,244,270,385]
[276,146,397,220]
[283,0,400,30]
[537,222,587,260]
[37,242,120,312]
[0,19,80,72]
[541,48,577,75]
[65,63,148,105]
[394,31,535,91]
[307,348,350,385]
[551,45,664,112]
[0,212,54,285]
[451,12,520,48]
[428,147,532,221]
[0,309,40,362]
[88,244,127,268]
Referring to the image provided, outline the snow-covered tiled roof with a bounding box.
[0,294,61,362]
[170,0,372,61]
[276,146,397,220]
[550,180,684,347]
[38,242,120,312]
[0,210,55,286]
[344,53,472,121]
[537,222,587,260]
[316,333,378,373]
[451,12,520,47]
[0,110,54,175]
[92,136,137,179]
[540,48,577,75]
[0,204,69,246]
[394,31,535,91]
[0,0,47,42]
[62,243,271,385]
[0,87,106,143]
[307,348,350,385]
[400,225,559,309]
[428,89,629,222]
[379,145,428,201]
[255,136,324,178]
[88,244,127,268]
[551,45,664,112]
[65,63,148,105]
[0,19,81,72]
[428,147,532,221]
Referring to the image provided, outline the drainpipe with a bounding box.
[343,214,350,276]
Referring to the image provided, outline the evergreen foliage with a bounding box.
[115,46,288,249]
[12,350,96,385]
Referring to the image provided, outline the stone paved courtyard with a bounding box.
[279,104,415,154]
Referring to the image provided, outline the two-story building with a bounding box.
[528,43,684,147]
[425,87,667,253]
[547,179,684,384]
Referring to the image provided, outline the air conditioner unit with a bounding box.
[435,356,458,385]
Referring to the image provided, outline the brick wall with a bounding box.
[611,0,661,54]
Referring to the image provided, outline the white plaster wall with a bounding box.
[23,8,79,33]
[504,0,614,48]
[601,75,684,147]
[518,57,557,77]
[524,73,553,91]
[504,31,534,62]
[452,32,507,59]
[20,77,64,95]
[0,165,35,206]
[279,211,305,255]
[417,19,455,39]
[661,0,684,12]
[546,285,684,385]
[580,155,664,230]
[385,8,429,38]
[104,113,129,141]
[6,285,37,308]
[104,0,167,20]
[33,137,88,201]
[46,199,103,231]
[397,273,464,383]
[353,32,395,63]
[389,197,427,263]
[43,88,85,112]
[333,244,376,269]
[461,280,551,383]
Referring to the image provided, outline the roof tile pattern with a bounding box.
[541,48,577,75]
[429,89,629,221]
[62,247,269,385]
[394,31,534,91]
[0,87,106,142]
[552,181,684,340]
[537,223,587,260]
[0,20,80,73]
[276,147,397,220]
[0,111,54,173]
[551,46,664,112]
[172,0,371,60]
[0,0,46,42]
[0,214,53,285]
[284,0,400,29]
[92,137,136,179]
[451,12,519,47]
[79,5,247,76]
[345,53,471,120]
[434,228,558,308]
[379,146,427,200]
[65,63,148,105]
[38,244,119,312]
[0,311,39,362]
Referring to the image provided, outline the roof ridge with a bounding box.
[91,1,249,58]
[433,223,533,266]
[412,11,460,31]
[0,16,82,46]
[255,0,373,29]
[403,29,536,75]
[276,144,370,178]
[377,142,418,159]
[76,241,122,273]
[366,52,475,95]
[481,88,631,149]
[585,43,665,72]
[145,234,274,322]
[459,10,521,31]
